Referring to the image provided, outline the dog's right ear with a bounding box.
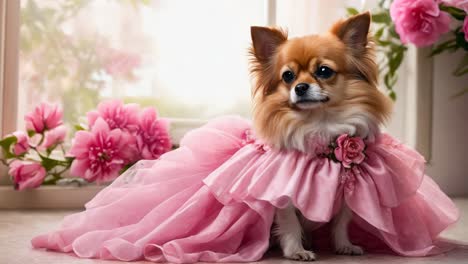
[330,12,371,56]
[250,26,287,63]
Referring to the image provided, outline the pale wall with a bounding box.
[426,50,468,196]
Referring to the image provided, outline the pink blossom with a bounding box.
[9,161,46,190]
[440,0,468,12]
[334,134,366,168]
[40,125,67,150]
[25,103,63,133]
[87,100,140,132]
[69,118,135,183]
[102,48,141,77]
[390,0,451,47]
[464,17,468,41]
[136,108,172,160]
[11,131,29,155]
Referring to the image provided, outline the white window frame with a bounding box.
[0,0,19,138]
[0,0,433,209]
[0,0,19,187]
[404,46,433,162]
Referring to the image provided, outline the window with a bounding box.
[17,0,266,131]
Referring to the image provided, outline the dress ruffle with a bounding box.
[32,116,459,263]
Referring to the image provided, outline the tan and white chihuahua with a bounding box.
[249,12,392,261]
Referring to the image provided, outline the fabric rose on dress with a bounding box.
[69,118,134,183]
[11,131,29,155]
[87,100,140,132]
[390,0,451,47]
[25,103,63,133]
[9,161,46,190]
[334,134,366,168]
[40,125,67,150]
[136,108,171,160]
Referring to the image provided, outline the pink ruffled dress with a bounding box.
[31,116,459,263]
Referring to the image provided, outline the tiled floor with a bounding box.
[1,199,467,264]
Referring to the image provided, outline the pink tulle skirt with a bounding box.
[31,116,459,263]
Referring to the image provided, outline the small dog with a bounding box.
[249,12,392,261]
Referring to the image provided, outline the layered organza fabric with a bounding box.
[32,116,459,263]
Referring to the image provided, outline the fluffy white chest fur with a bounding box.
[285,108,378,153]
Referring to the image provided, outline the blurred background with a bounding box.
[17,0,368,123]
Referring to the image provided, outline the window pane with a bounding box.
[18,0,265,129]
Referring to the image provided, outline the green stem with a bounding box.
[60,143,66,156]
[36,133,45,147]
[54,163,71,177]
[42,174,62,185]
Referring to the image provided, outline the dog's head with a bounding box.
[249,12,392,151]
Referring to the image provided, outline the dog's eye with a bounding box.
[315,66,335,79]
[282,70,295,84]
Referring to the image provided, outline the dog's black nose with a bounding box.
[294,83,309,96]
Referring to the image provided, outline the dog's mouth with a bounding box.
[294,97,330,109]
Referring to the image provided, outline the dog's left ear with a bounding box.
[330,12,371,55]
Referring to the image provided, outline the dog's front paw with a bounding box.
[335,244,364,255]
[284,250,316,261]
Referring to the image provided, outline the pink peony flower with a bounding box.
[136,108,172,160]
[40,125,67,150]
[9,161,46,190]
[25,103,63,133]
[87,100,140,132]
[334,134,366,168]
[390,0,451,47]
[464,17,468,41]
[69,118,135,183]
[441,0,468,12]
[11,131,29,155]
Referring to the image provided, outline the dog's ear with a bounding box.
[250,26,287,63]
[330,12,371,55]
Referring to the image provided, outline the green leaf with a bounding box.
[40,156,63,171]
[74,124,86,131]
[384,72,398,92]
[455,31,468,51]
[389,26,400,39]
[389,49,404,74]
[389,90,397,101]
[374,27,384,39]
[346,7,359,16]
[27,130,36,137]
[430,38,457,56]
[439,5,466,21]
[376,39,393,46]
[0,135,18,160]
[372,12,391,24]
[0,135,17,149]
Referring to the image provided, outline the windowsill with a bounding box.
[0,185,105,209]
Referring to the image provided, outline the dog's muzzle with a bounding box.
[290,83,329,109]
